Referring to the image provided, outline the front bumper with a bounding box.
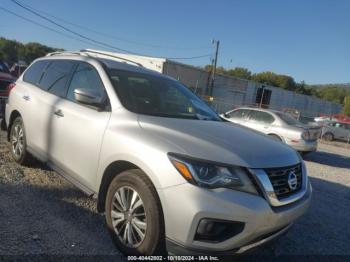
[286,138,317,152]
[159,181,311,254]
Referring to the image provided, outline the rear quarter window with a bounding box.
[23,60,49,85]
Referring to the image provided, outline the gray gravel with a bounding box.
[1,128,350,256]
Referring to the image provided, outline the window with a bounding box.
[67,63,104,103]
[107,69,220,121]
[249,110,275,124]
[276,112,301,125]
[39,60,75,97]
[228,109,251,119]
[23,60,49,85]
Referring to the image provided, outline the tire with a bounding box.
[105,169,166,256]
[9,116,31,165]
[0,119,6,131]
[268,134,282,142]
[323,132,334,141]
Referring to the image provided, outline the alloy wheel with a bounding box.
[111,186,147,248]
[11,123,24,159]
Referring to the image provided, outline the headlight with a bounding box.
[168,153,258,194]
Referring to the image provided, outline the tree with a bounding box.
[342,95,350,116]
[0,37,61,66]
[227,67,251,80]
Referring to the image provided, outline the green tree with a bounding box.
[343,95,350,116]
[227,67,251,80]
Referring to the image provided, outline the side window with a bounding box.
[66,63,104,103]
[39,60,75,97]
[23,60,49,85]
[249,111,275,124]
[229,109,250,119]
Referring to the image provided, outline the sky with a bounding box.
[0,0,349,84]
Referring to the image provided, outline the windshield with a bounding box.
[276,112,301,125]
[107,69,221,121]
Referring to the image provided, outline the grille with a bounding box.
[264,164,302,199]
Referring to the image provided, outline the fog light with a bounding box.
[194,218,245,243]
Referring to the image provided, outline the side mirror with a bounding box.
[74,88,103,106]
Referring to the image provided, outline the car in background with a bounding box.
[0,62,15,127]
[221,107,320,153]
[321,122,350,142]
[10,62,28,78]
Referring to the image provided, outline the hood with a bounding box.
[138,115,300,169]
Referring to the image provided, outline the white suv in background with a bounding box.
[5,50,311,255]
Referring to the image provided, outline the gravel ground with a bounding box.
[1,128,350,257]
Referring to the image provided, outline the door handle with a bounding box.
[23,95,30,101]
[54,109,64,117]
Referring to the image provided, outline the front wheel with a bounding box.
[105,169,166,255]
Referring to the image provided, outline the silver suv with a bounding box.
[221,107,319,153]
[5,50,311,255]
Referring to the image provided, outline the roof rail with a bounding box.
[80,49,143,68]
[46,51,83,57]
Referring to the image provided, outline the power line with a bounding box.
[167,54,212,60]
[10,0,138,54]
[0,6,110,50]
[8,0,215,60]
[16,1,212,51]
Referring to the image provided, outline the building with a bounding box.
[86,49,342,117]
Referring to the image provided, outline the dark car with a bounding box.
[0,61,15,124]
[10,63,28,78]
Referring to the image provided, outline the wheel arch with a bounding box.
[267,133,284,142]
[7,110,21,142]
[97,160,159,213]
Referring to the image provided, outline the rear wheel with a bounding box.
[9,116,31,165]
[323,132,334,141]
[105,169,166,255]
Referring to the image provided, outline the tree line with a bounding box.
[204,65,350,115]
[0,37,62,67]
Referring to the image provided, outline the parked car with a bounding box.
[10,62,28,78]
[5,50,311,255]
[321,122,350,142]
[221,107,320,153]
[0,68,15,128]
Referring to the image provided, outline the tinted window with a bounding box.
[249,110,275,124]
[39,60,75,97]
[229,109,250,119]
[23,60,49,85]
[67,63,104,102]
[276,112,301,125]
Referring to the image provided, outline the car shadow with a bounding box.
[302,151,350,169]
[0,180,125,259]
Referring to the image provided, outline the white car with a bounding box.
[221,107,320,153]
[5,50,311,255]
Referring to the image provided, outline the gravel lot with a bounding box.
[0,127,350,257]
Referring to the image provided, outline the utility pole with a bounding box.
[209,40,220,96]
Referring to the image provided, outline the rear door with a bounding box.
[22,60,76,158]
[225,109,251,126]
[49,62,111,190]
[245,110,275,134]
